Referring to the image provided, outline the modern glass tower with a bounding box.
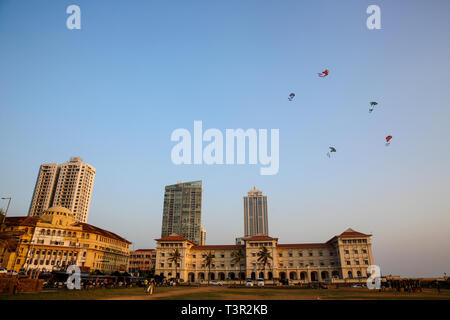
[161,181,203,244]
[243,187,268,236]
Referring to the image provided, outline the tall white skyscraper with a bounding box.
[243,187,269,236]
[28,157,96,223]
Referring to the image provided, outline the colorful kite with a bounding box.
[385,135,392,146]
[327,146,336,158]
[288,93,295,101]
[369,101,378,113]
[318,69,329,77]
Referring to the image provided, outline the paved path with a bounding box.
[102,286,220,300]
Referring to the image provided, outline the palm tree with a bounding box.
[257,246,273,282]
[168,248,182,281]
[203,251,214,285]
[231,247,245,284]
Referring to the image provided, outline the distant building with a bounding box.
[154,228,375,284]
[28,157,96,223]
[200,227,206,246]
[129,249,156,274]
[243,187,268,236]
[0,207,130,273]
[161,181,202,245]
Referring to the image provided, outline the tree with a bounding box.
[203,251,214,285]
[231,247,245,284]
[168,248,182,281]
[257,246,273,281]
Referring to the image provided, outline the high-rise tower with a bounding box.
[161,181,202,244]
[243,186,268,236]
[28,157,96,223]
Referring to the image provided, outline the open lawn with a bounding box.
[1,286,449,300]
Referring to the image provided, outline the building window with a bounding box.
[346,261,350,265]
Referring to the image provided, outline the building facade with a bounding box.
[28,157,96,223]
[0,207,130,273]
[243,187,269,236]
[161,181,203,245]
[129,249,156,274]
[154,229,374,284]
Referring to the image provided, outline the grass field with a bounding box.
[1,286,449,300]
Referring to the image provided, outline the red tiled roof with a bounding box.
[326,228,371,243]
[74,222,131,244]
[154,234,196,243]
[4,216,39,227]
[4,217,131,244]
[338,228,370,237]
[277,243,330,248]
[192,245,244,250]
[242,235,277,241]
[157,235,186,241]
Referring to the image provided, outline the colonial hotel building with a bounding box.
[155,228,375,283]
[0,207,130,273]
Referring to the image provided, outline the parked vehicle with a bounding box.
[7,270,18,275]
[210,281,223,286]
[256,278,265,287]
[245,279,254,287]
[0,268,7,274]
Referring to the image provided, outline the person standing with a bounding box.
[144,279,148,292]
[149,280,154,295]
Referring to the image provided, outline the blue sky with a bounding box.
[1,0,449,277]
